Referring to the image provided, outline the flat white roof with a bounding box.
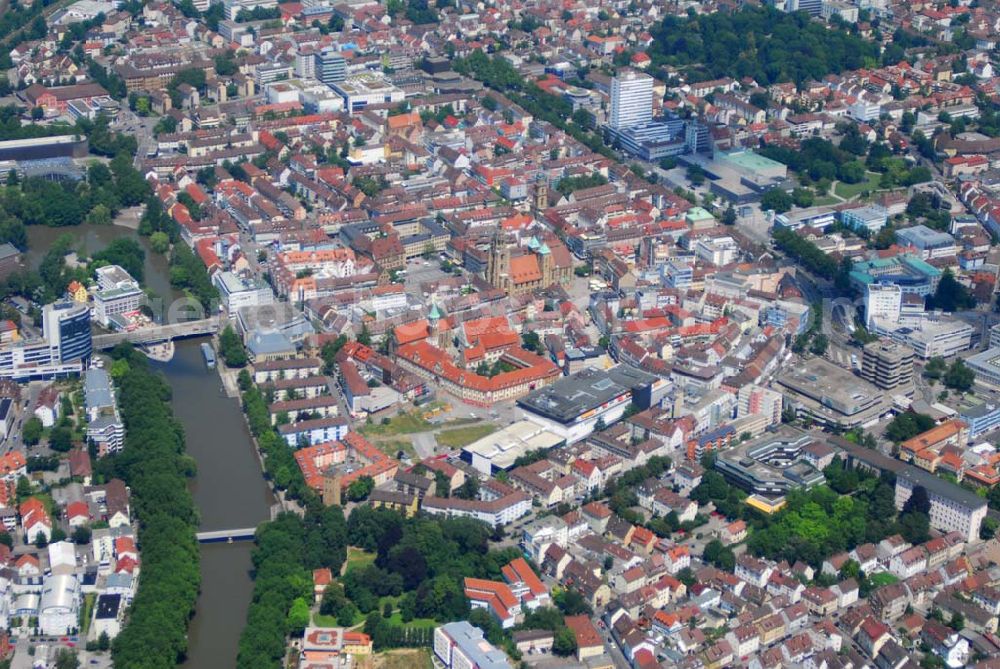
[462,420,563,469]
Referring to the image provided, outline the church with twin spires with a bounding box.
[485,234,573,297]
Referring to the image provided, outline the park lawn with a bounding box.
[345,547,376,575]
[314,611,364,627]
[813,195,841,206]
[869,572,899,587]
[360,411,433,437]
[834,172,881,200]
[435,423,497,448]
[312,613,338,627]
[80,592,96,634]
[437,417,482,429]
[385,613,437,629]
[374,438,416,459]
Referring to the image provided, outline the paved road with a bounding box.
[112,109,157,170]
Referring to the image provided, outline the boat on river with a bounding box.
[201,342,216,369]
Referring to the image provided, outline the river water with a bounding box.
[26,224,176,306]
[154,340,273,669]
[26,224,274,668]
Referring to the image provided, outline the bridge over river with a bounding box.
[195,528,258,543]
[93,317,220,349]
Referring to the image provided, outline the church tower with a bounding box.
[428,302,447,348]
[486,232,510,292]
[534,176,548,212]
[539,241,553,286]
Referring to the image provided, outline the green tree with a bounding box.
[553,627,578,656]
[22,416,42,446]
[554,589,591,615]
[885,412,935,443]
[346,475,375,501]
[924,356,947,380]
[286,597,310,636]
[761,189,793,213]
[54,649,79,669]
[107,349,201,668]
[521,331,541,352]
[85,203,112,226]
[219,326,247,368]
[91,238,145,283]
[791,188,814,208]
[703,539,736,571]
[149,231,170,254]
[722,205,737,225]
[686,165,705,186]
[903,486,930,515]
[943,359,974,392]
[48,426,73,452]
[927,269,975,312]
[109,358,131,381]
[357,324,372,347]
[809,334,828,356]
[982,517,999,540]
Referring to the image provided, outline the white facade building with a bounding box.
[610,70,653,130]
[214,271,275,315]
[865,284,902,329]
[434,622,513,669]
[894,469,987,543]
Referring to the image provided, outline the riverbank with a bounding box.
[106,348,201,668]
[141,340,174,362]
[112,205,143,231]
[26,223,179,306]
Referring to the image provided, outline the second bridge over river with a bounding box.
[92,317,220,350]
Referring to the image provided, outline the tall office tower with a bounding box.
[45,301,92,364]
[609,70,653,130]
[317,47,346,88]
[792,0,823,16]
[861,340,915,390]
[295,47,317,79]
[864,283,902,329]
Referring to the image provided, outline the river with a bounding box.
[26,223,274,668]
[26,223,176,308]
[154,340,273,669]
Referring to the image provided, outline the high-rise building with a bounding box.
[46,301,93,365]
[737,384,783,426]
[295,47,317,80]
[861,340,914,391]
[792,0,823,16]
[609,70,653,130]
[685,121,711,154]
[864,283,902,328]
[0,302,92,380]
[317,47,347,87]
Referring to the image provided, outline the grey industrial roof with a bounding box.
[895,224,954,248]
[606,364,659,391]
[833,436,988,511]
[517,368,630,424]
[440,621,512,669]
[896,464,987,511]
[84,368,115,412]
